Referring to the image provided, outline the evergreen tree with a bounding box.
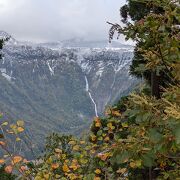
[118,0,179,98]
[0,39,3,60]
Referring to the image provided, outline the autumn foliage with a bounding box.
[0,0,180,179]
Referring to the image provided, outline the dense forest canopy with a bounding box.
[0,0,180,179]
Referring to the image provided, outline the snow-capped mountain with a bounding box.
[0,31,17,45]
[0,32,138,156]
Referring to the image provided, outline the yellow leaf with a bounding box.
[17,127,24,133]
[67,173,77,179]
[97,153,110,161]
[65,159,69,163]
[135,160,142,167]
[1,122,8,126]
[107,123,115,130]
[54,148,62,153]
[117,168,127,174]
[13,156,23,164]
[130,162,136,168]
[62,164,70,172]
[55,174,61,178]
[80,158,88,164]
[91,134,97,142]
[69,165,78,171]
[17,120,24,127]
[10,124,17,129]
[95,122,101,127]
[80,140,85,144]
[94,117,100,122]
[122,122,128,128]
[90,149,96,154]
[107,123,113,128]
[62,154,66,159]
[139,130,145,136]
[72,159,78,163]
[43,174,50,180]
[68,141,76,145]
[160,161,166,168]
[94,177,101,180]
[112,110,121,117]
[16,137,21,142]
[73,145,80,151]
[104,136,110,141]
[46,157,53,164]
[35,176,43,180]
[94,117,101,127]
[95,169,101,174]
[0,159,5,164]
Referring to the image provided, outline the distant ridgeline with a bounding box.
[0,31,138,157]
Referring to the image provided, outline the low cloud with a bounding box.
[0,0,126,42]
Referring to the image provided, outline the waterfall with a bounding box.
[85,76,89,91]
[85,76,98,117]
[47,61,54,75]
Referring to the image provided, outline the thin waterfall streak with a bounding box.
[85,76,98,117]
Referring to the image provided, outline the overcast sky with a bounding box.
[0,0,126,43]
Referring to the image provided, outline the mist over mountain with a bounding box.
[0,31,138,156]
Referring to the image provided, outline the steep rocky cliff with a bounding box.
[0,31,138,155]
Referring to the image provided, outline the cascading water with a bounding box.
[85,76,98,117]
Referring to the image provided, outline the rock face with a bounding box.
[0,31,138,155]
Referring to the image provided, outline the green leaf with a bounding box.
[112,151,129,164]
[99,161,105,167]
[134,64,146,73]
[0,113,3,118]
[142,152,155,167]
[60,178,67,180]
[108,167,113,172]
[149,128,163,143]
[97,137,103,141]
[135,114,143,123]
[84,174,95,180]
[173,124,180,145]
[142,112,151,121]
[97,130,103,136]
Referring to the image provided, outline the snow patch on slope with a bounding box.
[0,68,14,81]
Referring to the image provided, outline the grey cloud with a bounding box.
[0,0,126,42]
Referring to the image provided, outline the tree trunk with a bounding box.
[151,71,160,99]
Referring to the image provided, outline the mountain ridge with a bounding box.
[0,30,134,49]
[0,31,138,156]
